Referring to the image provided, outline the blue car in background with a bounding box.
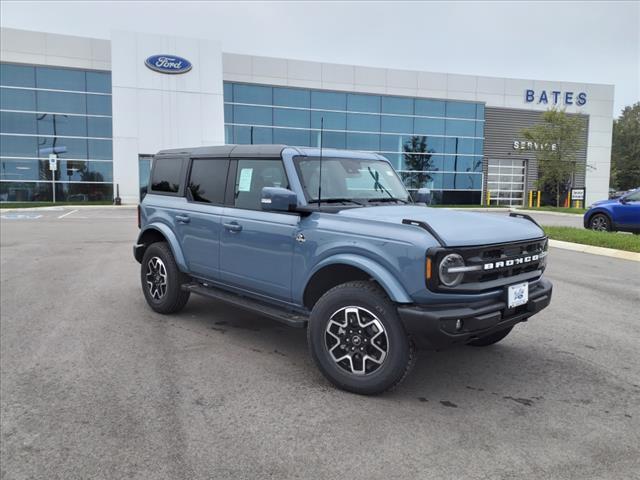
[584,188,640,233]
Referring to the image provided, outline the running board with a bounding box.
[182,283,308,328]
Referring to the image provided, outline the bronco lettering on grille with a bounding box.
[483,254,540,271]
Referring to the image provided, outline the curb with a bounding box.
[0,205,137,213]
[549,239,640,262]
[513,208,584,218]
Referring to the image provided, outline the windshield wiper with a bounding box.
[367,197,409,204]
[312,198,364,206]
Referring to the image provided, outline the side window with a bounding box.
[150,158,183,193]
[233,159,289,210]
[188,159,229,204]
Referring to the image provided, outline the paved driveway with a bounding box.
[1,208,638,479]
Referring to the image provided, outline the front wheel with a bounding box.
[307,281,414,395]
[467,326,513,347]
[141,242,190,314]
[589,213,611,232]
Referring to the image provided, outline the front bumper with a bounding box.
[397,277,552,350]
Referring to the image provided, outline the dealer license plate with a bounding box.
[508,282,529,308]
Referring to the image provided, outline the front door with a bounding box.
[219,158,297,302]
[614,190,640,229]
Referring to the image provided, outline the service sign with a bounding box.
[571,188,585,201]
[144,55,192,74]
[48,154,57,171]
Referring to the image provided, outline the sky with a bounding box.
[1,1,638,116]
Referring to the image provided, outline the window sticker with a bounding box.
[238,168,253,192]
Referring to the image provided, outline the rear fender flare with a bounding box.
[137,223,188,272]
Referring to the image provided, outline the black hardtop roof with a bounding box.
[154,144,386,162]
[155,144,292,158]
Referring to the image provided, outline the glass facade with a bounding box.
[224,82,484,204]
[0,62,113,202]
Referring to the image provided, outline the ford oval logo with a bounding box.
[144,54,192,74]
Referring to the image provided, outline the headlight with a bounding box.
[439,253,465,287]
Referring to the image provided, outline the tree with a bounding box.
[611,102,640,190]
[402,136,434,190]
[521,108,586,207]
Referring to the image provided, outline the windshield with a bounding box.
[295,157,411,203]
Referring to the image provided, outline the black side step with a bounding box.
[182,283,308,328]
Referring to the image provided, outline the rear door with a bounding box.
[174,157,229,280]
[219,158,298,302]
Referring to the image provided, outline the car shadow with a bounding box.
[173,296,630,411]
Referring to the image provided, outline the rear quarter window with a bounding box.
[150,158,184,194]
[188,159,229,204]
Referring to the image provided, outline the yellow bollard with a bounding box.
[528,190,533,208]
[487,190,491,206]
[537,191,541,208]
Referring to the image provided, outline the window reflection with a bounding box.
[0,87,36,110]
[222,81,486,198]
[1,63,113,203]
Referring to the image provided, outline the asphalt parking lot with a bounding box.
[1,207,639,480]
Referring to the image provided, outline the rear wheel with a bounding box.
[307,281,414,395]
[467,326,513,347]
[141,242,190,314]
[589,213,611,232]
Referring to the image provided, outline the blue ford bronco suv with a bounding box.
[134,145,552,394]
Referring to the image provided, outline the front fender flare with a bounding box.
[137,223,188,272]
[306,253,413,304]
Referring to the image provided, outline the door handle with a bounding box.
[175,214,190,224]
[223,222,243,233]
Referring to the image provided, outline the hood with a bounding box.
[590,198,617,207]
[336,206,544,247]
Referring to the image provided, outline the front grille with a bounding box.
[428,237,548,293]
[462,239,547,285]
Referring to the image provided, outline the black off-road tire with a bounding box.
[467,326,514,347]
[307,281,415,395]
[141,242,190,314]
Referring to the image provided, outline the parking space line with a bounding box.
[58,209,78,219]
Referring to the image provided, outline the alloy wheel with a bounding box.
[324,306,389,375]
[146,256,168,300]
[591,215,608,231]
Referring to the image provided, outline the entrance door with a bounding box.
[139,154,153,201]
[487,159,526,206]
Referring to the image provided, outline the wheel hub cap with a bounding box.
[324,306,389,375]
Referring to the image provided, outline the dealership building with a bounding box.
[0,27,615,206]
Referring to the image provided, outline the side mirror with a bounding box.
[619,197,628,204]
[261,187,298,212]
[415,188,432,206]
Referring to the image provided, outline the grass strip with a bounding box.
[543,226,640,253]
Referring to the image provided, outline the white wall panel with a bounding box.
[355,66,386,86]
[447,74,476,93]
[287,59,322,81]
[252,56,287,79]
[111,30,224,203]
